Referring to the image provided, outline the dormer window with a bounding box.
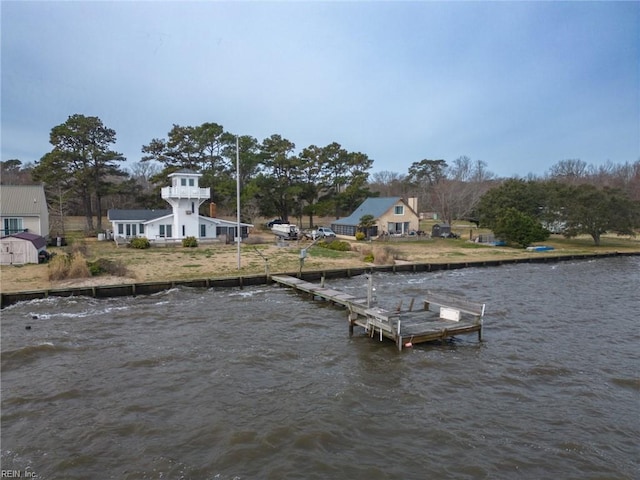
[181,178,187,186]
[189,178,195,186]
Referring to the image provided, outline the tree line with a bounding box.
[2,113,639,245]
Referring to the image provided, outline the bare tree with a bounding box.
[547,159,589,184]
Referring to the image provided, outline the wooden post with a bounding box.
[348,311,359,337]
[408,298,415,312]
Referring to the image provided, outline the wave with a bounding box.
[1,342,69,371]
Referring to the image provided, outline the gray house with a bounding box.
[0,185,49,237]
[332,197,419,237]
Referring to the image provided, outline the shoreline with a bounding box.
[2,250,638,309]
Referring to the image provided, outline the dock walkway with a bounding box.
[271,275,485,351]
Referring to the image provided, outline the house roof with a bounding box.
[107,209,253,227]
[0,185,48,216]
[1,232,47,249]
[333,197,404,226]
[107,209,172,221]
[169,169,201,176]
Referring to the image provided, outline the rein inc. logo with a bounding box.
[1,469,37,478]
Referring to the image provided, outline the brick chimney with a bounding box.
[209,202,217,218]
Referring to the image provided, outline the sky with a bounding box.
[1,1,639,179]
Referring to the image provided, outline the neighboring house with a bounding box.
[0,232,48,265]
[0,185,49,237]
[332,197,420,237]
[107,169,253,243]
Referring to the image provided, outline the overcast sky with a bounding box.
[2,1,638,179]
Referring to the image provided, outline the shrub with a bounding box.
[130,237,151,249]
[48,254,70,281]
[87,258,129,277]
[373,246,400,265]
[363,253,374,263]
[494,208,549,248]
[355,232,366,241]
[67,252,91,279]
[318,239,351,251]
[182,236,198,248]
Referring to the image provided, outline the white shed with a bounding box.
[0,232,47,265]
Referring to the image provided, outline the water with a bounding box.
[1,257,639,479]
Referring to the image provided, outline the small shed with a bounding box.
[0,232,47,265]
[431,223,451,238]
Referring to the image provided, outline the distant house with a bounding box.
[0,232,48,265]
[332,197,420,237]
[0,185,49,237]
[107,169,253,243]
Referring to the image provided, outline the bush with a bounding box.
[48,254,70,281]
[494,208,549,248]
[318,239,351,251]
[355,232,366,241]
[363,253,374,263]
[130,237,151,249]
[67,252,91,279]
[87,258,129,277]
[373,246,400,265]
[182,236,198,248]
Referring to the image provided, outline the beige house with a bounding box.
[332,197,420,237]
[0,185,49,237]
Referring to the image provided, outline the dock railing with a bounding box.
[423,291,486,322]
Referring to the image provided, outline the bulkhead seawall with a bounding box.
[1,251,638,308]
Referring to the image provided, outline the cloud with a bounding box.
[2,1,638,178]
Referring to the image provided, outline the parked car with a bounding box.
[267,218,285,228]
[315,227,336,238]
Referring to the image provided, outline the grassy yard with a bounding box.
[1,217,638,293]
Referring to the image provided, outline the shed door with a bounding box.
[1,244,12,265]
[2,240,28,265]
[13,241,27,264]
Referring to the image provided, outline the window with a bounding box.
[126,224,131,236]
[159,225,165,237]
[166,225,172,237]
[182,225,185,236]
[200,224,206,237]
[3,218,23,235]
[189,178,194,186]
[181,178,187,186]
[394,205,404,215]
[139,224,145,234]
[191,202,195,213]
[118,224,124,235]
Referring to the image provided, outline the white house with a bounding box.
[107,169,252,243]
[0,185,49,237]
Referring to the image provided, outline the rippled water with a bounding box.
[1,257,639,479]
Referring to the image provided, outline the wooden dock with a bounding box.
[271,275,485,351]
